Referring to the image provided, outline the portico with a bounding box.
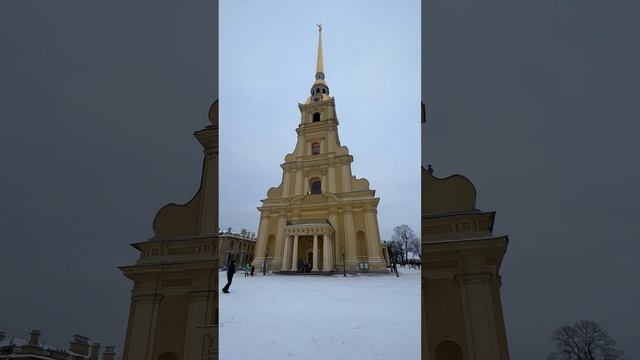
[281,221,334,273]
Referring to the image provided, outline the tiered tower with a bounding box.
[251,26,389,273]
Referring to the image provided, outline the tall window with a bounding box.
[312,112,321,122]
[310,179,322,194]
[311,142,320,155]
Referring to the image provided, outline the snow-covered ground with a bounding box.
[219,268,420,360]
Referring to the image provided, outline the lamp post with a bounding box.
[341,246,346,277]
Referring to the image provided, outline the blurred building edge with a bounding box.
[218,227,257,269]
[422,102,510,360]
[119,99,219,360]
[0,331,117,360]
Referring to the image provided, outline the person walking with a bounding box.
[244,263,250,277]
[222,261,236,293]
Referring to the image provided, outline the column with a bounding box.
[322,234,331,271]
[312,234,319,271]
[321,174,326,193]
[304,175,309,195]
[290,235,299,271]
[281,235,291,271]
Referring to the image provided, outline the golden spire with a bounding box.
[308,24,329,102]
[316,24,324,74]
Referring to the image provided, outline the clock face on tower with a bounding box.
[313,96,321,102]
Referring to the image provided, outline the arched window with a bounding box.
[311,142,320,155]
[312,112,321,123]
[310,179,322,194]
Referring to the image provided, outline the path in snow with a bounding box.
[219,268,420,360]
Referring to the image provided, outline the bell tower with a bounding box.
[251,26,389,274]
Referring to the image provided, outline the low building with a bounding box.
[218,227,257,269]
[0,331,116,360]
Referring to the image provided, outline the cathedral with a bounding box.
[251,26,389,274]
[422,104,511,360]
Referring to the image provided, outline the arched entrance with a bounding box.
[435,340,463,360]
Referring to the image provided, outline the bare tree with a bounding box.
[407,236,421,259]
[547,320,624,360]
[391,225,418,264]
[387,239,404,264]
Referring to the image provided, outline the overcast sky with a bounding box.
[219,0,421,241]
[423,1,639,359]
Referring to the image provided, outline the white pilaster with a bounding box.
[322,234,331,271]
[290,235,299,271]
[312,234,319,271]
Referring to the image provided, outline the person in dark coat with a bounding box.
[222,261,236,293]
[250,264,255,276]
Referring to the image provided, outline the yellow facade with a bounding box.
[120,101,219,360]
[252,27,388,273]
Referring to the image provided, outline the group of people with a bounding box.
[296,259,313,273]
[221,261,255,294]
